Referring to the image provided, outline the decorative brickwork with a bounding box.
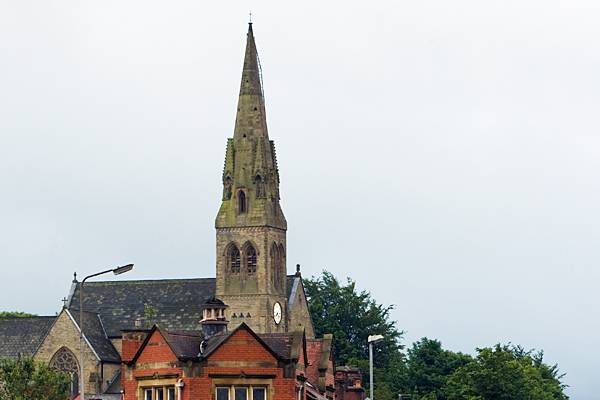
[122,324,302,400]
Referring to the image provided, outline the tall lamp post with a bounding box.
[368,334,384,400]
[79,264,133,400]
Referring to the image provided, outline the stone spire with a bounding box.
[216,23,286,230]
[215,24,289,334]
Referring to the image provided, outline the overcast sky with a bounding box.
[1,1,598,398]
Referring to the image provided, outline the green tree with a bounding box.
[0,311,36,318]
[0,357,70,400]
[405,338,472,399]
[304,271,404,400]
[443,345,568,400]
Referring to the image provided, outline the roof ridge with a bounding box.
[167,331,203,337]
[67,308,101,316]
[0,316,56,320]
[76,277,216,285]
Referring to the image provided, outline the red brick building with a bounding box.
[120,299,334,400]
[334,367,365,400]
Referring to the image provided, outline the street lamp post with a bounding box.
[368,334,384,400]
[79,264,133,400]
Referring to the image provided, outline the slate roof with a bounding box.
[68,278,216,337]
[0,316,56,359]
[69,310,121,362]
[261,332,294,360]
[68,276,297,338]
[163,330,205,360]
[131,322,298,366]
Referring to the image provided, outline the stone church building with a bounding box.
[0,24,364,400]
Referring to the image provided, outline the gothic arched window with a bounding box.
[278,244,286,287]
[229,245,241,274]
[246,245,257,274]
[238,190,247,213]
[50,346,78,373]
[50,347,79,398]
[271,243,280,289]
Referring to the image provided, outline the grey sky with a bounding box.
[1,1,598,398]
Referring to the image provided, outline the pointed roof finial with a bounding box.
[73,272,78,283]
[249,10,252,24]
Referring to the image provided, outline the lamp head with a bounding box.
[113,264,134,275]
[368,334,384,344]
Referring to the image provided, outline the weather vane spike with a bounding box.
[249,10,252,24]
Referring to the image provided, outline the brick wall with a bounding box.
[122,327,299,400]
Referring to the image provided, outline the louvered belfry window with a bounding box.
[246,246,257,274]
[230,246,241,273]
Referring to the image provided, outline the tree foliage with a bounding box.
[405,338,472,399]
[0,311,36,319]
[304,270,403,366]
[304,270,404,400]
[304,271,569,400]
[444,345,568,400]
[0,357,70,400]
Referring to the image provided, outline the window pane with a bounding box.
[235,387,248,400]
[253,387,266,400]
[168,388,176,400]
[145,389,153,400]
[217,387,230,400]
[156,387,164,400]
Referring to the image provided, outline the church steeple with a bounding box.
[216,23,286,230]
[237,23,263,100]
[215,24,288,334]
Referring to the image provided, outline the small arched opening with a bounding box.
[238,190,247,214]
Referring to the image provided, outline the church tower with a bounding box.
[215,23,288,334]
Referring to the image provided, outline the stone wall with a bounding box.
[216,226,288,334]
[34,310,100,395]
[288,277,315,338]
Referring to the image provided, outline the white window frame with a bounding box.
[215,385,268,400]
[141,385,176,400]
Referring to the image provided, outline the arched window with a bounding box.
[238,190,247,213]
[229,245,241,274]
[246,245,257,274]
[278,244,286,285]
[271,243,280,289]
[50,347,79,398]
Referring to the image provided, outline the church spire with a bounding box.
[233,23,269,142]
[216,24,286,230]
[215,24,289,334]
[239,23,263,98]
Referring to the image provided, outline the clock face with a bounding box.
[273,302,282,325]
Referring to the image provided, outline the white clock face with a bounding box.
[273,302,282,325]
